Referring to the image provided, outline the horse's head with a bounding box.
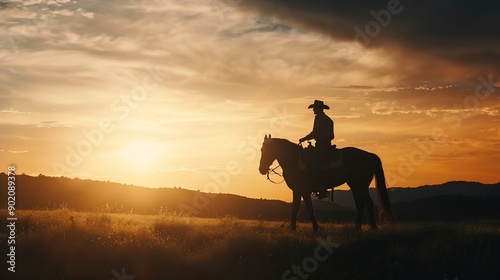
[259,134,277,175]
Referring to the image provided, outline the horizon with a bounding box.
[3,172,500,203]
[1,0,499,202]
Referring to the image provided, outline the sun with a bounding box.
[122,141,161,170]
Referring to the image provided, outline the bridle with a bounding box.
[266,164,284,184]
[262,136,286,184]
[264,141,304,185]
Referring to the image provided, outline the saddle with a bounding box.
[299,143,343,171]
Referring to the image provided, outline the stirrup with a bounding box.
[315,190,329,200]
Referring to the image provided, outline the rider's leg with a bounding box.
[315,143,329,199]
[316,172,328,199]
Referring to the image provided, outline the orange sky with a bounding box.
[1,0,499,202]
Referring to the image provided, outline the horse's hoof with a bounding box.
[290,226,297,232]
[370,224,378,231]
[313,226,320,232]
[355,224,362,230]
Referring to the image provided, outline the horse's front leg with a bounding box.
[302,193,319,232]
[291,191,301,231]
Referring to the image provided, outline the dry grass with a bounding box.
[2,210,500,280]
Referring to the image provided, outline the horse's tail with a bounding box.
[373,154,395,222]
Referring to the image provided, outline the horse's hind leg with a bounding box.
[361,188,377,230]
[302,194,319,232]
[352,189,365,229]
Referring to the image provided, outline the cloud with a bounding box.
[0,0,436,102]
[0,108,35,114]
[0,1,12,9]
[0,0,498,192]
[9,149,29,153]
[36,121,73,128]
[333,85,377,89]
[223,18,292,38]
[238,0,500,83]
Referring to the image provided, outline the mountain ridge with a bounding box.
[1,173,499,221]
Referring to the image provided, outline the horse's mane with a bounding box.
[271,138,293,143]
[270,138,300,151]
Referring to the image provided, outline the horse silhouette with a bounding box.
[259,135,394,231]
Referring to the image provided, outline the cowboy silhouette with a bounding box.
[299,100,334,199]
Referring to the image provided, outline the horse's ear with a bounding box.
[264,134,268,140]
[269,134,272,139]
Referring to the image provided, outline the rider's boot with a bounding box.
[314,169,328,200]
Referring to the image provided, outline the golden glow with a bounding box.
[0,0,498,203]
[121,141,162,171]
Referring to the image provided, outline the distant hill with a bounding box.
[392,195,500,221]
[0,173,320,221]
[332,181,500,209]
[1,173,499,221]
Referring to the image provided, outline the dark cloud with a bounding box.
[0,1,14,9]
[223,18,292,38]
[240,0,500,83]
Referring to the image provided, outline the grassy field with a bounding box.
[1,210,500,280]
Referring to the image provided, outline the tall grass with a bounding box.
[1,210,499,280]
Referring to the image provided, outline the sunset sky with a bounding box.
[1,0,499,202]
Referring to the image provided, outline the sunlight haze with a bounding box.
[1,0,499,202]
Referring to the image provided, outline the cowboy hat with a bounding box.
[308,100,330,110]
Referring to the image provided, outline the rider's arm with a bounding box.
[300,116,320,142]
[299,132,314,142]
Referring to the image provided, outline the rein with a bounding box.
[266,164,284,184]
